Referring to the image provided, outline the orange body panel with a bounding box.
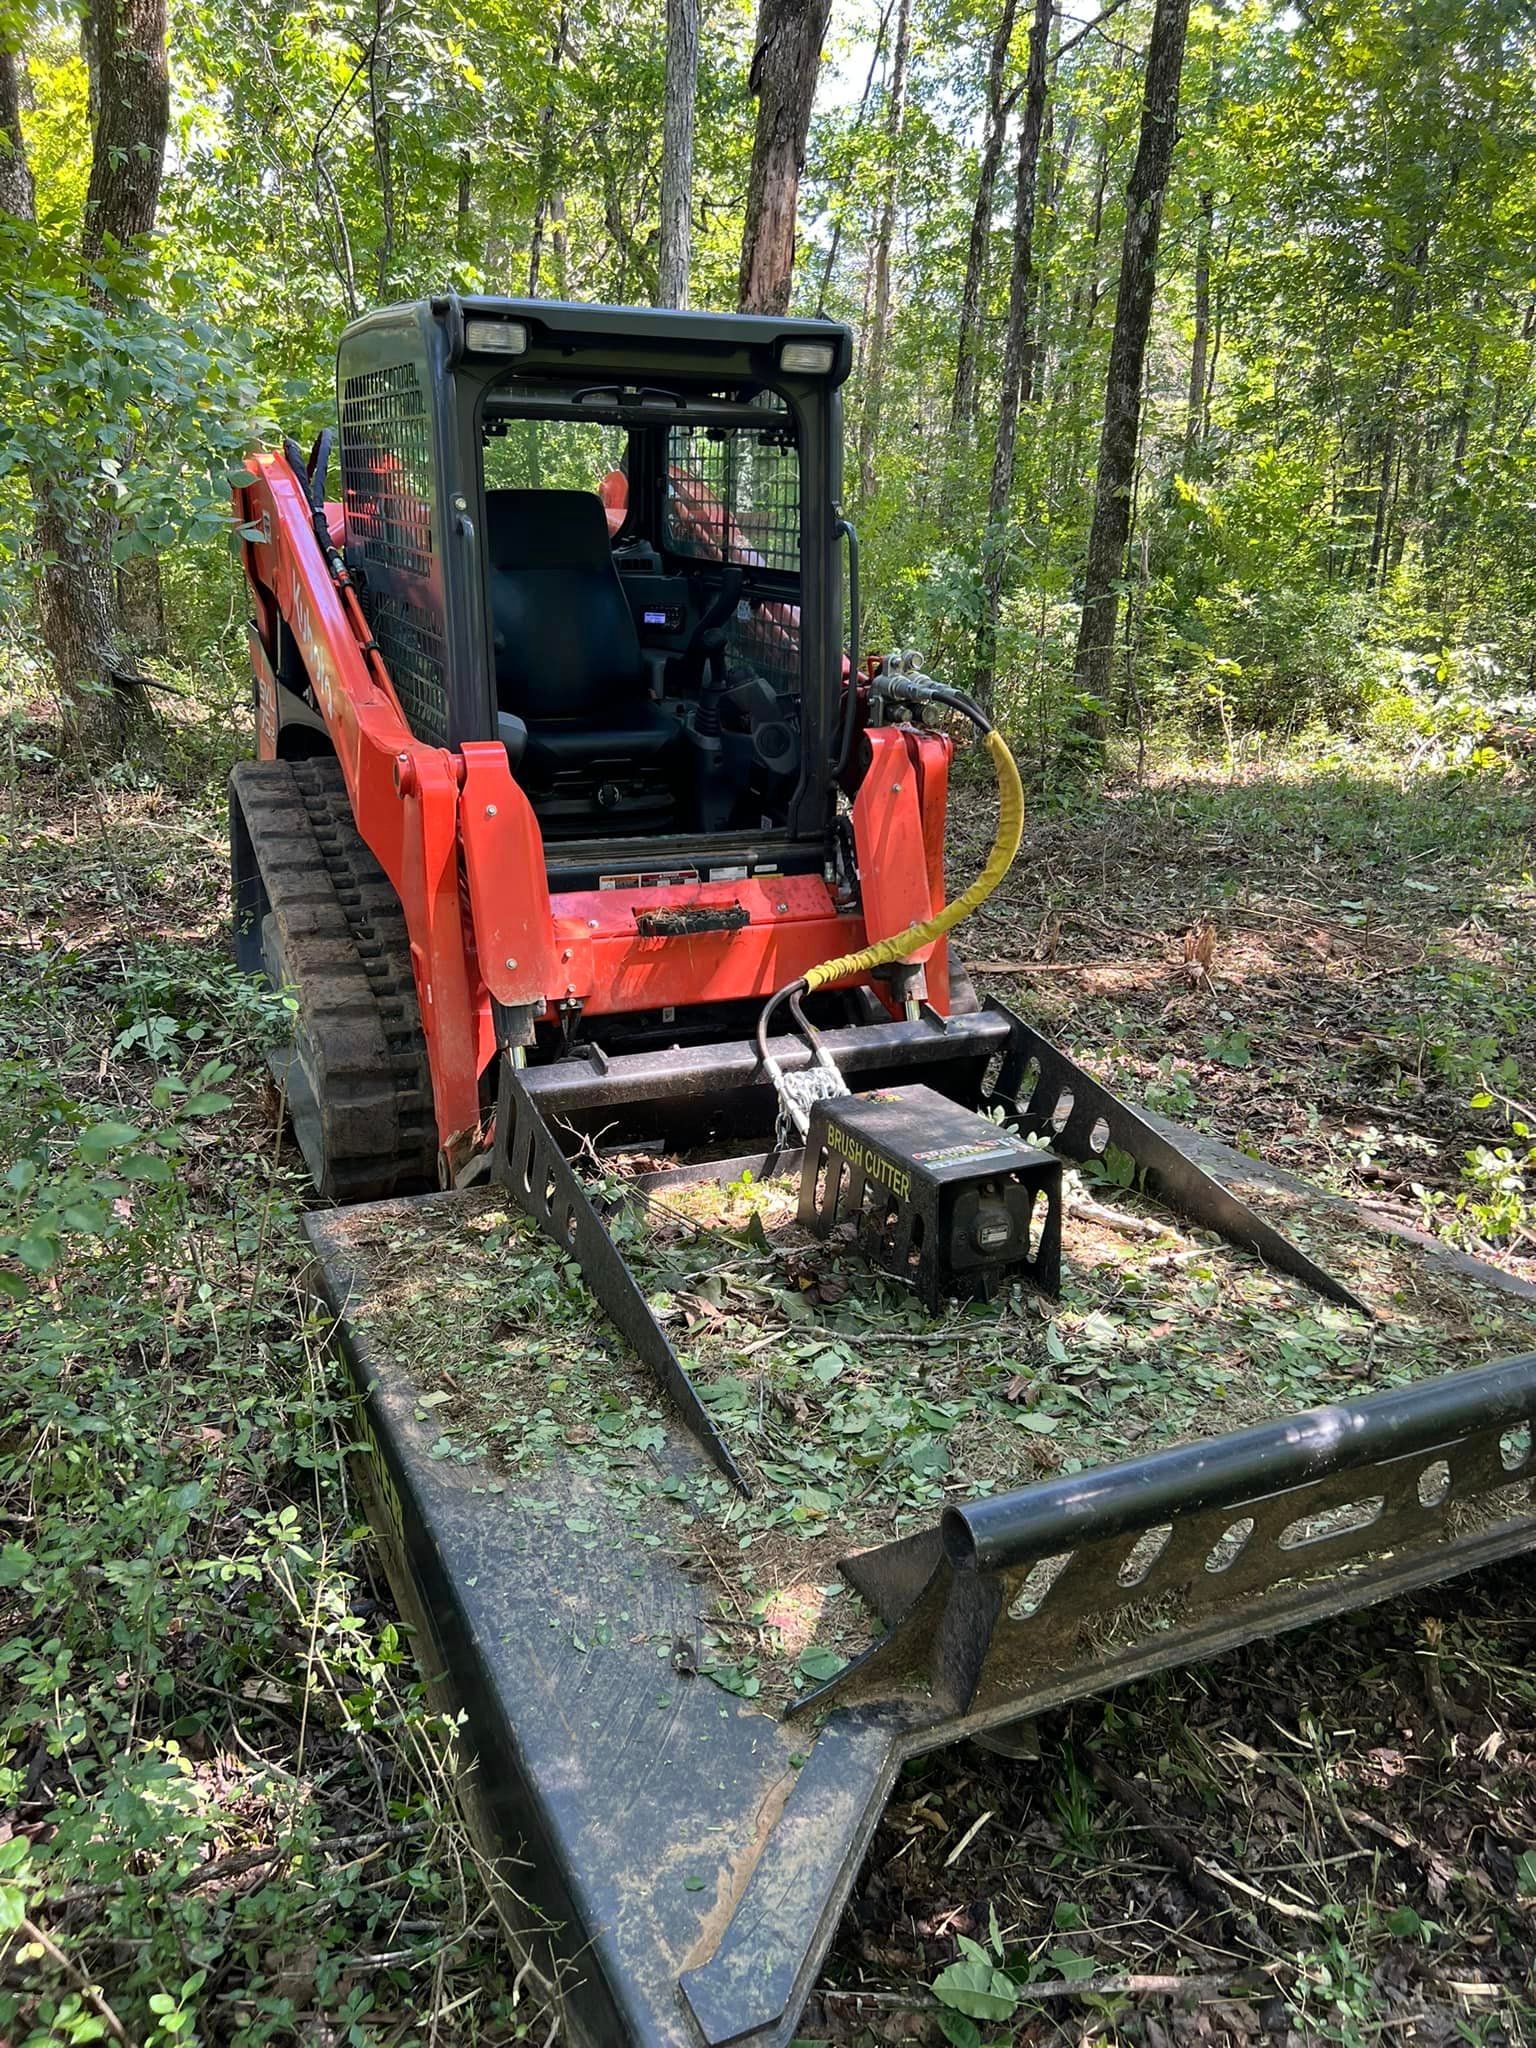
[852,728,938,961]
[904,727,953,1011]
[237,451,957,1171]
[458,742,559,1010]
[546,875,865,1016]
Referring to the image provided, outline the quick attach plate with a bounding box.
[799,1083,1062,1310]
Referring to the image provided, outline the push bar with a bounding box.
[945,1352,1536,1572]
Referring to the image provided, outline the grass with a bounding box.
[953,732,1536,1270]
[1,680,1533,2046]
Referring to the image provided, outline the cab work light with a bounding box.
[465,318,529,355]
[779,339,835,374]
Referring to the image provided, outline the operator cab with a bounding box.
[335,295,854,882]
[480,375,805,843]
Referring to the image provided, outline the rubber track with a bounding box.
[232,758,437,1201]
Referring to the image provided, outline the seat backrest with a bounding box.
[485,488,643,723]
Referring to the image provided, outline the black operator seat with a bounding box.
[484,488,682,791]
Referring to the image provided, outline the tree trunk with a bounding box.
[1183,184,1212,465]
[970,0,1053,712]
[456,153,471,261]
[31,0,169,752]
[527,3,569,297]
[117,556,167,656]
[950,0,1019,437]
[813,1,891,317]
[79,0,168,279]
[548,189,568,296]
[0,42,34,220]
[1203,247,1223,432]
[737,0,832,315]
[855,0,913,497]
[35,502,133,749]
[367,3,395,299]
[1028,106,1077,405]
[656,0,699,308]
[1070,0,1192,728]
[1063,123,1111,480]
[1017,91,1060,405]
[0,54,110,732]
[1367,426,1395,587]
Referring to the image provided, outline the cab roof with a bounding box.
[340,293,855,390]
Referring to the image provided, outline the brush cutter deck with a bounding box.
[305,1007,1536,2048]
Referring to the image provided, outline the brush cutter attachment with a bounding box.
[305,1071,1536,2048]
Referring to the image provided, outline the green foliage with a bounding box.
[1446,1118,1536,1250]
[0,1059,240,1285]
[0,219,269,636]
[0,735,532,2038]
[3,0,1533,751]
[1201,1026,1253,1070]
[829,0,1536,748]
[0,1058,510,2037]
[932,1905,1019,2038]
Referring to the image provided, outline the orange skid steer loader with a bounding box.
[231,293,1536,2048]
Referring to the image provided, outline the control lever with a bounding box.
[687,568,747,831]
[689,568,746,718]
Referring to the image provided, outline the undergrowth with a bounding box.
[0,681,1532,2047]
[0,704,539,2045]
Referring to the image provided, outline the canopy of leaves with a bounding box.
[1,0,1533,744]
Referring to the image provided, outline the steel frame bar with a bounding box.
[990,1004,1371,1315]
[793,1351,1536,1720]
[517,1008,1011,1117]
[491,1056,746,1490]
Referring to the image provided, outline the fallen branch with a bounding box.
[50,1827,413,1909]
[16,1917,134,2047]
[816,1965,1276,2014]
[970,956,1165,976]
[941,1807,994,1868]
[1193,1855,1327,1925]
[1022,1966,1276,2004]
[1071,1196,1177,1240]
[1344,1807,1535,1924]
[1083,1750,1235,1921]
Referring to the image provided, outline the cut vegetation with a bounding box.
[326,1116,1534,1716]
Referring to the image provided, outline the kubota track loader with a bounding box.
[231,294,1536,2048]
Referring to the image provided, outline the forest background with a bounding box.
[4,2,1536,2040]
[3,0,1535,766]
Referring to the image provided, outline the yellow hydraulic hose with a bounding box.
[803,725,1024,993]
